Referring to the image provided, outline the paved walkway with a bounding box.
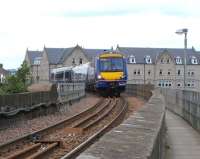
[165,110,200,159]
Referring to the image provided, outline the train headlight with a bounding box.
[97,75,102,79]
[121,75,126,79]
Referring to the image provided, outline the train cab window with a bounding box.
[100,58,123,71]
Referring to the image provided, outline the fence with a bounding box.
[57,82,85,103]
[161,88,200,132]
[126,84,154,100]
[0,82,85,116]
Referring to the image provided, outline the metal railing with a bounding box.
[161,88,200,131]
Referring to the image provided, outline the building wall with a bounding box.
[127,64,155,84]
[155,53,176,87]
[38,50,49,83]
[127,52,200,90]
[62,47,89,66]
[31,65,40,83]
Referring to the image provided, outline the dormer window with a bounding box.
[191,56,198,64]
[129,55,136,64]
[176,56,182,64]
[145,55,152,64]
[33,57,41,65]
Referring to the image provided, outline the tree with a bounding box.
[3,75,24,93]
[0,61,30,94]
[16,61,30,88]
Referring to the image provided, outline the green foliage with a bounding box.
[0,61,30,94]
[3,75,25,93]
[17,61,30,87]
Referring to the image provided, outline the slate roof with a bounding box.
[118,47,199,64]
[0,67,9,75]
[27,51,42,65]
[45,47,74,64]
[83,49,109,60]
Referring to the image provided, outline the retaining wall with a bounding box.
[78,88,165,159]
[126,84,154,100]
[161,88,200,132]
[0,82,85,116]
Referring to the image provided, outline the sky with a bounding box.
[0,0,200,69]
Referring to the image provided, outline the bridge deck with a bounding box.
[165,110,200,159]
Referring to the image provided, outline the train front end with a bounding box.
[95,52,127,96]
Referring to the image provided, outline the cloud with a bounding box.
[0,0,199,69]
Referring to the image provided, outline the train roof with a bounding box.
[50,62,91,74]
[99,52,123,58]
[51,66,73,73]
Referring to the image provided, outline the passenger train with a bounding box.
[50,51,127,96]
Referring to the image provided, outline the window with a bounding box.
[148,70,151,75]
[33,57,41,65]
[176,56,182,64]
[191,72,194,76]
[145,55,152,64]
[137,70,140,75]
[191,56,198,64]
[167,59,170,63]
[161,59,164,63]
[177,83,181,87]
[169,83,171,87]
[159,69,162,75]
[79,58,83,64]
[177,70,181,75]
[72,58,75,65]
[100,58,123,71]
[129,55,136,63]
[134,70,136,75]
[158,83,161,86]
[168,71,170,75]
[188,72,190,76]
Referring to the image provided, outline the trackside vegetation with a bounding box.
[0,61,30,94]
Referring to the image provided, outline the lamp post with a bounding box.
[175,28,188,89]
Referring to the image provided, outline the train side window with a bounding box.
[51,73,55,81]
[56,72,64,81]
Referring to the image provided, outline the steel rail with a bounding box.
[60,97,127,159]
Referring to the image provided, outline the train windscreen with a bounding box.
[100,58,123,72]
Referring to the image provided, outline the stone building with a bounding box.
[25,45,200,90]
[0,64,9,83]
[117,46,200,90]
[25,45,106,83]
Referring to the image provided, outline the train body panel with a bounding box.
[95,51,127,95]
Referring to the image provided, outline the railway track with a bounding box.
[0,97,127,159]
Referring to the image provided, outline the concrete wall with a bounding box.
[78,86,165,159]
[0,83,85,117]
[161,88,200,132]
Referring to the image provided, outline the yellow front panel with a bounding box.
[100,72,123,80]
[100,53,123,58]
